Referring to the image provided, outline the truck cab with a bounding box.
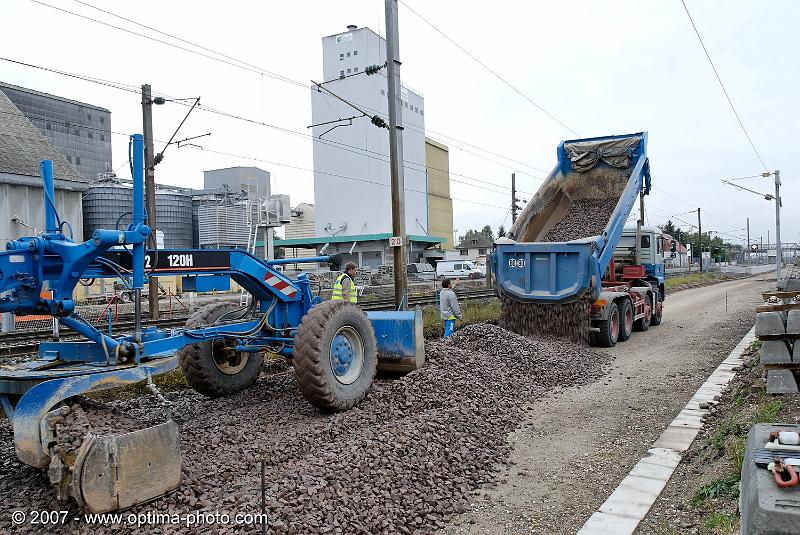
[612,225,666,300]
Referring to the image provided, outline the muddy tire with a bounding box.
[617,298,633,341]
[293,301,377,412]
[651,293,663,326]
[594,303,619,347]
[177,302,263,397]
[634,294,652,332]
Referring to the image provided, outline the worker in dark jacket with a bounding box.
[440,278,462,337]
[332,262,358,303]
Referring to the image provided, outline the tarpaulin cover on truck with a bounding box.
[563,136,641,173]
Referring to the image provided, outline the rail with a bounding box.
[0,289,499,358]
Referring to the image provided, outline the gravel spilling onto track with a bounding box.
[1,323,610,534]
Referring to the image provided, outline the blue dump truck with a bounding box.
[492,132,665,346]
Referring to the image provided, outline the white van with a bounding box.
[436,260,481,279]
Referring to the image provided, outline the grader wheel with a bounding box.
[177,302,264,397]
[293,301,377,412]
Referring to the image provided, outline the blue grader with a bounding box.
[0,134,423,512]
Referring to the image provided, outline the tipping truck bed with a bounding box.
[493,132,651,304]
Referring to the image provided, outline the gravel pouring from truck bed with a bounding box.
[500,198,618,343]
[0,323,610,534]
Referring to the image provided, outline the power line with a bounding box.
[181,144,509,210]
[680,0,768,171]
[88,127,511,211]
[0,56,525,198]
[0,79,508,209]
[309,89,545,184]
[30,0,305,88]
[650,185,741,232]
[397,0,579,136]
[424,127,548,174]
[30,0,550,183]
[0,56,141,95]
[71,0,303,87]
[648,206,747,242]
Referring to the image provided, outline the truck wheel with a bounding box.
[617,299,633,341]
[293,301,377,412]
[651,293,663,326]
[120,292,132,303]
[634,294,652,332]
[594,303,620,347]
[177,302,263,397]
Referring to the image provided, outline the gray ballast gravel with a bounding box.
[0,323,610,534]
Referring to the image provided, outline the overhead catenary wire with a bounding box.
[29,0,549,183]
[71,0,304,87]
[680,0,769,171]
[29,0,305,88]
[396,0,579,137]
[650,185,740,233]
[0,56,524,199]
[180,143,510,210]
[647,206,747,242]
[82,125,512,210]
[2,52,755,236]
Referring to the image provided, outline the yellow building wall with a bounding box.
[425,138,454,250]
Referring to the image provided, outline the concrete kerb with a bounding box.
[577,327,757,535]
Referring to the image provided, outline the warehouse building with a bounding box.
[0,88,88,247]
[0,82,112,181]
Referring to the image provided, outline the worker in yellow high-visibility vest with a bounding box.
[332,262,358,303]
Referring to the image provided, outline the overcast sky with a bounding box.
[0,0,797,246]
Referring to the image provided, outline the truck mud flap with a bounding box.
[75,420,181,513]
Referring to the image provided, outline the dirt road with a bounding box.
[443,277,772,535]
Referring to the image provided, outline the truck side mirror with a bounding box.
[670,240,677,253]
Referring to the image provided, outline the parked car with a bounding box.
[436,260,482,280]
[407,262,436,281]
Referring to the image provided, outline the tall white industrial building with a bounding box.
[311,25,428,240]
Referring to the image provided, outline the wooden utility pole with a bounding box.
[141,84,159,320]
[384,0,408,310]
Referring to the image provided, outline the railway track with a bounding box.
[0,317,187,358]
[0,289,499,358]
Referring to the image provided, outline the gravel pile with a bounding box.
[55,402,151,456]
[1,323,610,534]
[541,198,617,242]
